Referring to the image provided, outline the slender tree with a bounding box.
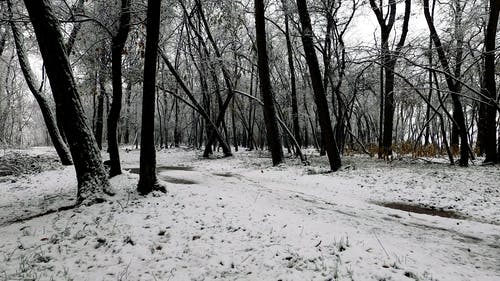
[23,0,112,204]
[7,0,72,166]
[282,0,301,148]
[255,0,284,165]
[107,0,132,177]
[296,0,341,171]
[138,0,164,194]
[423,0,469,166]
[370,0,411,158]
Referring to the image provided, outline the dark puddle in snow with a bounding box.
[127,166,197,184]
[159,176,197,185]
[126,165,194,174]
[380,202,464,219]
[213,172,235,177]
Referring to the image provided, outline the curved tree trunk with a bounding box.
[8,0,72,166]
[107,0,131,177]
[24,0,111,205]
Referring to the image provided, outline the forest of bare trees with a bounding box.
[0,0,498,197]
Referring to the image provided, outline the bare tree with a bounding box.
[7,0,73,166]
[138,0,164,194]
[254,0,284,166]
[481,0,499,163]
[23,0,112,204]
[107,0,132,177]
[282,0,301,148]
[423,0,470,166]
[370,0,411,158]
[296,0,341,171]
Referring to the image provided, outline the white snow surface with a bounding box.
[0,147,499,281]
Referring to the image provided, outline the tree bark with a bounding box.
[24,0,111,204]
[370,0,410,158]
[95,74,105,150]
[297,0,341,171]
[107,0,131,177]
[254,0,284,166]
[138,0,163,194]
[124,78,132,144]
[482,0,499,163]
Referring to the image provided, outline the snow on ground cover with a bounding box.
[0,147,499,281]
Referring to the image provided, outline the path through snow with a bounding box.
[0,148,499,280]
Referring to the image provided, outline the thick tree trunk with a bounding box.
[8,0,72,165]
[254,0,284,166]
[482,0,499,163]
[138,0,163,194]
[107,0,131,177]
[297,0,341,171]
[24,0,111,204]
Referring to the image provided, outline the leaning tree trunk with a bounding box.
[297,0,341,171]
[138,0,163,194]
[8,0,72,165]
[482,0,499,163]
[24,0,112,204]
[255,0,284,166]
[107,0,131,177]
[423,0,469,166]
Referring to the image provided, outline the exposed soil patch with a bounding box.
[159,176,197,185]
[213,172,235,177]
[126,165,194,174]
[0,152,62,178]
[379,202,464,219]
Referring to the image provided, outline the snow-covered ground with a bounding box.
[0,147,499,281]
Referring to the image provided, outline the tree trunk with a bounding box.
[283,3,301,148]
[24,0,111,204]
[124,79,132,144]
[8,0,72,165]
[482,0,499,163]
[254,0,284,166]
[107,0,131,177]
[95,77,105,150]
[138,0,163,194]
[423,0,469,166]
[297,0,341,171]
[370,0,410,158]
